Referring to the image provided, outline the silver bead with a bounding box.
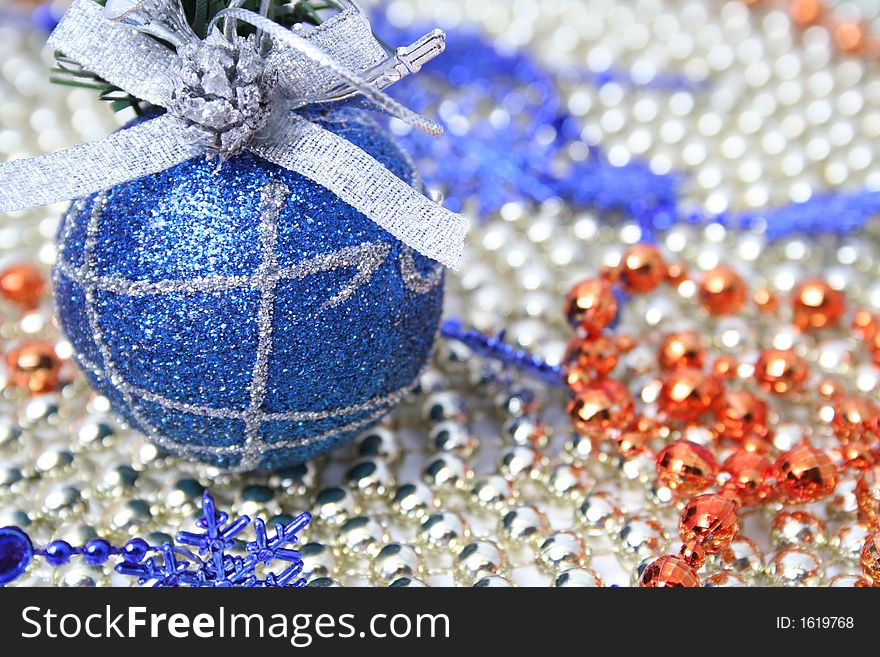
[770,510,827,549]
[389,576,429,587]
[553,567,603,587]
[268,462,317,497]
[423,391,468,422]
[390,482,437,521]
[105,499,152,535]
[827,573,868,587]
[418,511,470,552]
[470,475,516,511]
[766,548,824,587]
[74,415,116,451]
[371,543,425,584]
[498,505,550,547]
[543,463,595,500]
[830,524,869,563]
[300,542,337,581]
[576,491,625,536]
[422,454,474,491]
[496,386,542,417]
[33,445,74,477]
[502,415,551,449]
[536,531,590,573]
[498,445,545,480]
[703,571,749,587]
[456,540,508,584]
[313,487,359,528]
[563,433,593,463]
[0,418,22,447]
[41,483,85,519]
[161,478,205,516]
[615,515,669,565]
[308,577,342,587]
[235,484,279,518]
[355,427,402,463]
[430,421,478,457]
[347,458,395,499]
[705,536,765,580]
[337,516,388,558]
[472,575,516,587]
[52,563,108,588]
[95,464,140,498]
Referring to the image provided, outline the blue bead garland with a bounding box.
[0,492,310,587]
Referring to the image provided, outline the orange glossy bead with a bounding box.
[564,279,617,334]
[856,466,880,529]
[679,493,739,554]
[657,331,705,371]
[658,368,721,422]
[791,278,845,331]
[861,532,880,585]
[655,440,718,496]
[567,380,635,436]
[638,555,701,587]
[5,340,62,394]
[564,335,618,379]
[835,22,865,54]
[740,431,773,455]
[754,348,809,395]
[0,262,45,311]
[774,443,837,503]
[716,389,768,442]
[831,396,879,444]
[614,333,637,353]
[870,331,880,367]
[721,450,774,505]
[598,263,620,284]
[614,429,650,458]
[789,0,822,26]
[753,287,779,314]
[619,244,666,294]
[839,441,874,471]
[698,266,747,316]
[817,378,844,400]
[679,541,706,570]
[712,355,739,379]
[853,309,879,341]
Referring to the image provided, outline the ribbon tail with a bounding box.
[48,0,177,107]
[0,115,202,213]
[250,115,465,269]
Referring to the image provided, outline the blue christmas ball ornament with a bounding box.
[53,109,444,471]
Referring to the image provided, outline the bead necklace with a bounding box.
[562,242,880,586]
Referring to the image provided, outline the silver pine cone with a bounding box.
[169,30,275,161]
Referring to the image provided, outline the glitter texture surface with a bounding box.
[53,107,445,471]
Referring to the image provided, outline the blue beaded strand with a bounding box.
[0,491,310,587]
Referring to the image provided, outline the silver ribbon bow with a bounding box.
[0,0,467,269]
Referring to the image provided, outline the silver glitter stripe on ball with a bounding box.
[399,246,444,294]
[56,240,392,308]
[240,181,288,472]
